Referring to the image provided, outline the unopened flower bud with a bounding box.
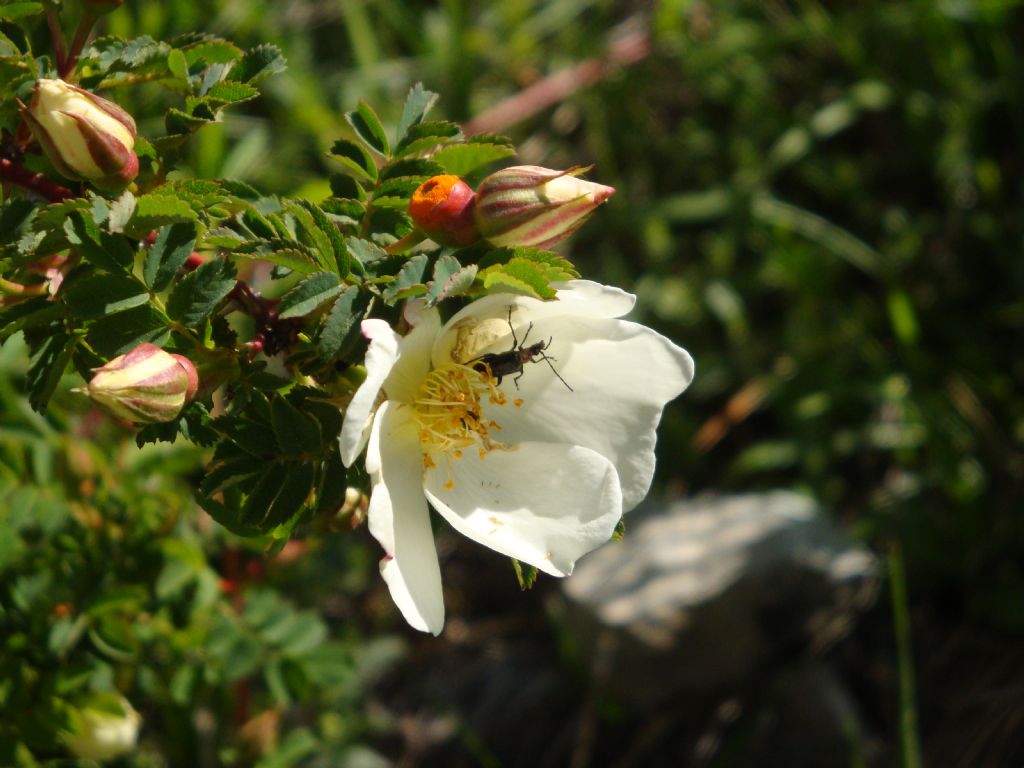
[84,343,197,423]
[409,175,480,247]
[65,695,141,762]
[473,165,615,249]
[21,79,138,191]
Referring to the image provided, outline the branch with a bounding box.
[462,18,650,136]
[0,158,75,202]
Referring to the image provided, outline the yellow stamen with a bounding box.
[412,363,508,466]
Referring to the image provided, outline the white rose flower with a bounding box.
[340,280,694,634]
[64,695,141,762]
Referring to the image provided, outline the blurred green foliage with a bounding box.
[0,336,402,766]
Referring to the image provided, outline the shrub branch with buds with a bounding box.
[0,2,694,760]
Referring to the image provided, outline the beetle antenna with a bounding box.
[538,351,573,392]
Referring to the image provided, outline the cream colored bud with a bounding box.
[473,165,615,249]
[65,696,141,762]
[83,343,197,423]
[21,79,138,190]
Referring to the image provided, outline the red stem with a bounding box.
[60,10,98,79]
[44,2,68,76]
[0,158,75,202]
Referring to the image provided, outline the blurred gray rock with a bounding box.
[560,491,879,705]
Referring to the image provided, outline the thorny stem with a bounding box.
[0,157,75,202]
[43,1,68,77]
[180,251,300,357]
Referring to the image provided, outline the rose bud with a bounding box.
[64,695,141,762]
[82,343,198,423]
[408,174,481,247]
[20,79,138,191]
[473,165,615,249]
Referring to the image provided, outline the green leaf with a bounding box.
[318,286,367,361]
[241,207,277,239]
[0,2,42,19]
[328,139,378,183]
[397,82,439,140]
[26,330,77,412]
[512,559,538,591]
[167,47,189,82]
[382,254,429,303]
[346,99,390,156]
[394,120,462,157]
[201,227,247,248]
[433,142,516,177]
[64,211,131,273]
[233,245,320,276]
[202,80,259,106]
[380,158,445,181]
[0,297,62,341]
[88,616,138,660]
[144,222,198,291]
[200,451,262,499]
[86,305,169,357]
[270,395,322,456]
[0,199,35,245]
[166,258,237,327]
[278,271,342,319]
[467,132,515,148]
[478,258,556,299]
[374,176,427,200]
[368,195,409,211]
[227,43,286,84]
[165,106,213,135]
[314,450,347,514]
[612,518,625,542]
[298,200,350,275]
[127,192,198,235]
[345,237,387,266]
[183,38,243,66]
[239,462,288,523]
[286,202,336,273]
[64,273,150,320]
[213,412,280,457]
[426,254,477,306]
[328,174,366,201]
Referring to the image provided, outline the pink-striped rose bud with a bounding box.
[408,175,481,247]
[473,165,615,249]
[84,343,197,423]
[20,79,138,191]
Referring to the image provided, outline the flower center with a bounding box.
[412,363,508,476]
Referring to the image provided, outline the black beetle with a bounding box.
[470,307,573,391]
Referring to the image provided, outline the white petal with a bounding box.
[423,442,622,577]
[381,301,440,404]
[479,316,694,512]
[432,280,635,367]
[339,319,400,467]
[365,402,444,635]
